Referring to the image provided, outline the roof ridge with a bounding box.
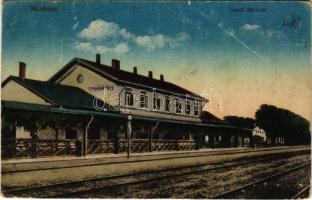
[77,58,207,99]
[49,57,208,101]
[77,58,163,81]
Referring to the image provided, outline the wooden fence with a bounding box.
[87,139,196,154]
[1,138,77,159]
[2,138,196,159]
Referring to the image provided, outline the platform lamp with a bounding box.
[127,114,132,158]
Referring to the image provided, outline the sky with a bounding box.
[2,1,311,121]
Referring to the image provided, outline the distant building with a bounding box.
[252,126,266,141]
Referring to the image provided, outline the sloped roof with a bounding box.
[201,111,227,124]
[2,76,107,110]
[48,58,207,100]
[2,101,251,132]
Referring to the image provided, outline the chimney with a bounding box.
[112,59,120,70]
[19,62,26,80]
[133,66,137,75]
[96,54,101,64]
[148,71,153,78]
[160,74,164,81]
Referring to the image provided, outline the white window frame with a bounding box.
[139,91,148,109]
[125,88,134,107]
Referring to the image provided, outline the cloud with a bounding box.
[74,42,94,52]
[242,24,261,31]
[75,19,189,54]
[265,30,284,40]
[173,32,190,45]
[113,42,129,53]
[136,34,166,49]
[241,24,285,40]
[74,42,129,54]
[78,20,124,40]
[135,32,189,50]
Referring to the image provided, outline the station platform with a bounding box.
[2,146,309,189]
[2,146,299,172]
[3,147,250,165]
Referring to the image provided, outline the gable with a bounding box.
[1,79,51,105]
[58,64,117,92]
[57,65,120,106]
[49,58,207,101]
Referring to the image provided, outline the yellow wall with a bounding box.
[58,65,120,107]
[1,80,50,105]
[56,64,202,118]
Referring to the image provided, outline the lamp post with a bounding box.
[127,114,132,158]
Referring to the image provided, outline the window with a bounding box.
[194,100,199,115]
[140,91,148,109]
[165,96,170,111]
[176,97,182,113]
[76,74,84,83]
[185,100,191,115]
[154,94,161,110]
[125,88,134,107]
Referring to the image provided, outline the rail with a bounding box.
[291,185,310,199]
[212,162,311,199]
[3,150,309,198]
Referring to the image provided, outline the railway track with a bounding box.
[3,149,310,198]
[212,162,311,199]
[292,185,310,199]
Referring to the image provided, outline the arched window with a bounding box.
[125,88,134,107]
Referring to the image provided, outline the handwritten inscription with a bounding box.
[282,15,301,29]
[230,7,265,12]
[30,6,57,12]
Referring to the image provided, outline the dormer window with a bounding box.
[125,88,134,107]
[140,91,148,109]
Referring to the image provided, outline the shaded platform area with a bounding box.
[2,100,253,160]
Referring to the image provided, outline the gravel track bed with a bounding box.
[76,154,310,198]
[223,164,311,199]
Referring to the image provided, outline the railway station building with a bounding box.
[1,54,253,159]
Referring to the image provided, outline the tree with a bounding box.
[255,104,311,145]
[223,116,256,129]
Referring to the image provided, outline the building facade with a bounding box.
[1,54,252,159]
